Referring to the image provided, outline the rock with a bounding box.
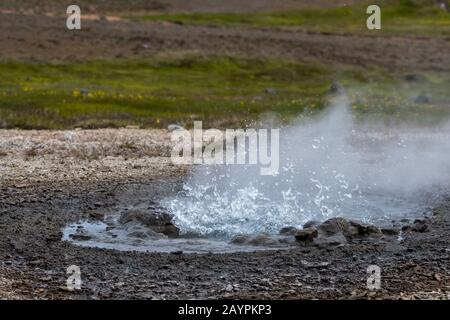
[318,217,350,236]
[264,88,277,95]
[167,124,184,132]
[225,284,233,292]
[119,209,179,238]
[403,74,426,83]
[279,226,298,236]
[413,94,430,104]
[303,220,320,229]
[231,232,294,246]
[70,234,92,241]
[247,234,279,246]
[328,82,343,94]
[314,232,347,246]
[230,235,250,244]
[88,211,104,221]
[294,228,318,243]
[348,220,381,237]
[160,224,180,238]
[381,228,400,236]
[119,209,172,227]
[411,218,431,233]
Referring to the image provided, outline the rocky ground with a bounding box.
[0,129,449,300]
[1,0,449,300]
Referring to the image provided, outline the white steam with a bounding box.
[163,95,450,237]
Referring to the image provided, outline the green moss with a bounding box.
[1,55,449,129]
[0,56,333,129]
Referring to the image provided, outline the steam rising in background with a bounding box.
[163,95,450,237]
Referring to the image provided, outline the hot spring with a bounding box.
[63,96,450,253]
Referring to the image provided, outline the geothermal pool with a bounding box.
[63,104,450,253]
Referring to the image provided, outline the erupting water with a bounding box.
[64,96,450,252]
[162,96,450,238]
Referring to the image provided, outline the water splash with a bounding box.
[163,96,450,237]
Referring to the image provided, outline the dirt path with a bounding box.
[1,12,449,72]
[0,129,448,299]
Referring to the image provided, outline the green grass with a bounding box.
[1,55,449,129]
[137,0,450,36]
[0,56,334,129]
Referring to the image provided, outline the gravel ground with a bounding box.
[0,129,449,300]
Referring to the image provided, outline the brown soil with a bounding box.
[1,10,449,72]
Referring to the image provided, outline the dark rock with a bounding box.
[264,88,277,95]
[303,220,320,229]
[119,209,172,226]
[348,220,381,237]
[119,209,179,238]
[88,211,104,221]
[318,217,350,236]
[403,74,426,83]
[160,224,180,238]
[402,225,412,232]
[230,235,250,244]
[70,234,92,241]
[328,82,343,94]
[381,228,400,236]
[413,94,430,104]
[295,228,318,243]
[279,226,298,236]
[314,232,347,246]
[411,218,431,233]
[247,234,279,246]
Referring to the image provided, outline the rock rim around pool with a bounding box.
[229,216,409,248]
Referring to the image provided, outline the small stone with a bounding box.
[294,228,318,243]
[230,235,250,244]
[411,218,431,233]
[349,220,381,237]
[381,228,400,236]
[70,234,92,241]
[303,220,320,229]
[167,124,184,132]
[403,74,425,83]
[328,82,343,94]
[314,233,347,246]
[264,88,277,95]
[279,226,298,236]
[247,234,279,246]
[413,94,430,104]
[88,211,104,221]
[318,217,350,236]
[225,284,233,292]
